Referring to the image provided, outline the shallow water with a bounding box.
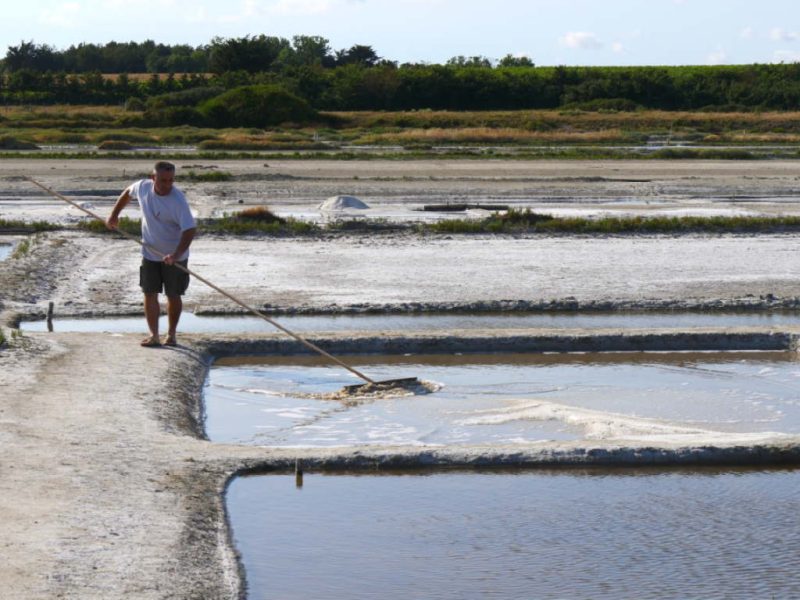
[0,243,12,261]
[19,309,800,333]
[205,351,800,446]
[228,469,800,600]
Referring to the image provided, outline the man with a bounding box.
[107,161,196,347]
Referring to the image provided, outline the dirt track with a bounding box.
[2,158,800,598]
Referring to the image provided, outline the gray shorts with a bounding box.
[140,258,190,296]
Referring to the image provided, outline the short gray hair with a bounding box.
[153,161,176,174]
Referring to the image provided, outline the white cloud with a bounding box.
[559,31,602,50]
[611,41,624,54]
[770,27,799,42]
[185,5,210,23]
[39,2,82,28]
[264,0,335,16]
[706,48,727,65]
[740,26,754,40]
[772,50,800,63]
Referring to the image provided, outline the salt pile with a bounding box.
[318,195,369,211]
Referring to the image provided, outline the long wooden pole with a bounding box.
[26,177,377,385]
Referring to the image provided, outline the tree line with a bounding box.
[2,36,800,112]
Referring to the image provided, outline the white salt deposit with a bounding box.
[318,195,369,211]
[457,398,788,444]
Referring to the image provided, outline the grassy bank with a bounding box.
[3,106,800,159]
[426,209,800,234]
[62,211,800,237]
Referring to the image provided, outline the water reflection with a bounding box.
[228,469,800,600]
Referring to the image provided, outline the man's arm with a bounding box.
[163,227,196,265]
[106,187,132,230]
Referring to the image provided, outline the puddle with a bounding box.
[228,469,800,600]
[205,351,800,446]
[19,310,800,333]
[0,243,12,261]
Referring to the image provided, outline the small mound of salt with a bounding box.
[318,195,369,211]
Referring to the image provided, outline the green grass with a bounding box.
[649,148,758,160]
[4,105,800,161]
[11,239,31,258]
[202,214,318,235]
[76,216,142,236]
[183,170,234,182]
[8,210,800,241]
[1,145,796,160]
[0,218,61,233]
[424,209,800,234]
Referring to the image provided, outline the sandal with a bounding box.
[163,335,177,347]
[140,336,161,348]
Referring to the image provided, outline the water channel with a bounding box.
[0,243,13,261]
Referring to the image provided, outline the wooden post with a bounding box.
[46,302,54,332]
[295,459,303,488]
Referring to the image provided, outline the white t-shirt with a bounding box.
[129,179,196,262]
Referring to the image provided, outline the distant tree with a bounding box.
[279,35,335,68]
[498,54,534,67]
[446,55,494,68]
[71,43,106,72]
[4,41,61,71]
[162,44,208,73]
[335,45,381,67]
[208,35,289,74]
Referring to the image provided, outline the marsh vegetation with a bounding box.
[44,210,800,237]
[3,104,800,159]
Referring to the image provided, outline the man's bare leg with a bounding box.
[165,294,182,345]
[142,292,161,346]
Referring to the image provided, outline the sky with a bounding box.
[3,0,800,66]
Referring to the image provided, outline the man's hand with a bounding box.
[163,253,175,266]
[105,215,119,230]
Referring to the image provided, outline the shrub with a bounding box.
[651,148,756,160]
[0,136,40,150]
[146,86,225,109]
[124,97,146,111]
[233,206,285,224]
[562,98,642,112]
[184,170,234,182]
[198,85,317,128]
[494,208,555,227]
[142,106,205,127]
[97,140,134,150]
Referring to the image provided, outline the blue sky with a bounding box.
[3,0,800,66]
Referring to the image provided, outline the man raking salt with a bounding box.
[107,161,197,347]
